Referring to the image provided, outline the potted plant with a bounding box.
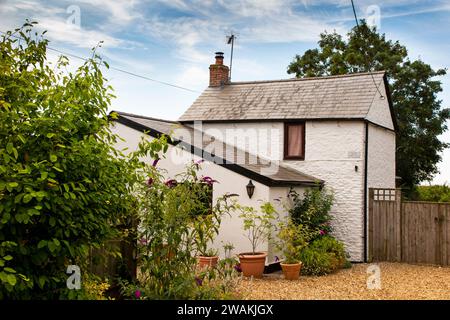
[275,220,309,280]
[196,247,219,269]
[192,185,234,269]
[237,203,277,278]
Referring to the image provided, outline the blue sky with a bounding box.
[1,0,449,184]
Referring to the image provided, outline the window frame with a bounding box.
[283,122,305,160]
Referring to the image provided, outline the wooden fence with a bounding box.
[369,188,450,265]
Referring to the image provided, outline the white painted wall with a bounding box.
[367,124,396,189]
[110,122,296,262]
[202,120,367,261]
[113,117,395,262]
[366,92,395,130]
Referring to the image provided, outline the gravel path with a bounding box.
[239,262,450,300]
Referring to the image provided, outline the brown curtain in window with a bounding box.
[287,124,303,157]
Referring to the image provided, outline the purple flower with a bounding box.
[165,179,178,188]
[146,178,153,186]
[139,238,148,245]
[319,230,326,236]
[152,158,160,167]
[195,159,205,165]
[234,264,242,273]
[274,256,280,262]
[135,290,141,299]
[201,176,218,186]
[195,277,203,286]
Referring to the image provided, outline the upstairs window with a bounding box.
[284,122,305,160]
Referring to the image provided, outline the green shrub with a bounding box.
[412,185,450,202]
[0,22,148,299]
[300,236,349,276]
[289,187,334,239]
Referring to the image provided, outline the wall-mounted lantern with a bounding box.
[246,180,255,199]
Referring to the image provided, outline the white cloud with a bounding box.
[68,0,142,26]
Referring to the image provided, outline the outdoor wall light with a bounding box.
[246,180,255,199]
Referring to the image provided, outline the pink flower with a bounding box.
[195,159,205,165]
[201,176,218,186]
[319,230,326,236]
[139,238,147,245]
[135,290,141,299]
[165,179,178,188]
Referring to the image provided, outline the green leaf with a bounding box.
[37,240,47,249]
[49,154,57,162]
[48,242,56,252]
[7,274,16,286]
[4,267,16,273]
[3,255,13,261]
[46,133,55,138]
[49,217,56,227]
[23,194,33,203]
[8,182,18,188]
[38,275,46,289]
[6,142,13,154]
[53,166,63,173]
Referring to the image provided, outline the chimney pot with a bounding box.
[215,52,224,65]
[209,52,229,87]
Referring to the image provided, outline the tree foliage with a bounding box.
[0,22,138,299]
[287,21,450,188]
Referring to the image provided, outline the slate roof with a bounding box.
[113,112,322,187]
[178,71,387,122]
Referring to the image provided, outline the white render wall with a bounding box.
[367,124,396,189]
[110,122,297,261]
[366,91,395,130]
[202,120,367,261]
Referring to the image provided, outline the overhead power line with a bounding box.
[350,0,385,99]
[0,30,200,94]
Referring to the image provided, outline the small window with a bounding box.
[284,122,305,160]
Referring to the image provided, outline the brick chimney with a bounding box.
[209,52,229,87]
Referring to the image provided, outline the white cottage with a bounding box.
[110,52,396,262]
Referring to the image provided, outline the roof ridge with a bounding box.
[227,71,386,86]
[112,111,178,124]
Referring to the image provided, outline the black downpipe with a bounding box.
[363,122,369,262]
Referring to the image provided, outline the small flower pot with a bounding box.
[280,262,302,280]
[196,255,219,269]
[238,252,267,278]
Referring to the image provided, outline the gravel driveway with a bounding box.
[239,262,450,300]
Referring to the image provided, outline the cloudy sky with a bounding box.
[1,0,449,184]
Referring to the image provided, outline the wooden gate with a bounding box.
[369,188,450,265]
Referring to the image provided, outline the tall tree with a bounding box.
[287,21,450,189]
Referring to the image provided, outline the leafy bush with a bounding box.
[128,153,240,300]
[412,185,450,202]
[0,22,140,299]
[289,187,334,239]
[300,236,349,276]
[275,220,310,264]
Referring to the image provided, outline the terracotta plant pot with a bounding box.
[280,262,302,280]
[238,252,267,278]
[197,255,219,269]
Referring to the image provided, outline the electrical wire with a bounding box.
[350,0,385,99]
[0,30,200,94]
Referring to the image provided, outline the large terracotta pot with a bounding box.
[197,256,219,269]
[280,262,302,280]
[238,252,267,278]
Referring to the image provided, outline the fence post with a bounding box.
[395,189,402,262]
[368,188,374,262]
